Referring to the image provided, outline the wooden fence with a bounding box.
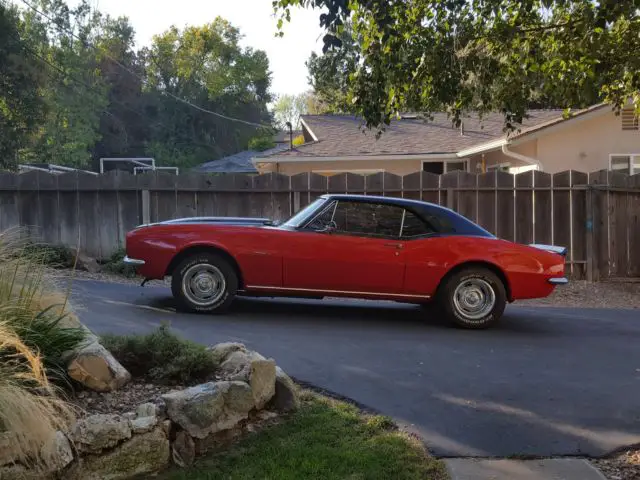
[0,169,638,280]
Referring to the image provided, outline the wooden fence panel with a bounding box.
[458,172,477,222]
[477,172,496,235]
[402,172,421,201]
[533,171,552,245]
[421,172,439,205]
[609,172,631,278]
[515,171,534,245]
[571,171,588,279]
[589,170,609,280]
[629,174,640,277]
[440,172,459,210]
[496,171,514,241]
[552,172,571,267]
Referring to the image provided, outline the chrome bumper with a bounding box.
[123,256,145,266]
[548,277,569,285]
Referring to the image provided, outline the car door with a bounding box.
[282,200,407,295]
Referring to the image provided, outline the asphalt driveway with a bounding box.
[71,279,640,458]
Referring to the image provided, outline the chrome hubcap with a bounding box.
[182,264,226,306]
[453,278,496,320]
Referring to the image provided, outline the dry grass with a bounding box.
[0,228,80,471]
[0,322,76,471]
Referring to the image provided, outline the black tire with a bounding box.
[437,267,506,329]
[171,252,238,313]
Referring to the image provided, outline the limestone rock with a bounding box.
[136,402,156,418]
[71,427,169,480]
[122,412,136,421]
[250,359,276,409]
[46,431,74,471]
[71,414,131,453]
[161,381,254,439]
[67,341,131,392]
[171,431,195,467]
[218,349,266,378]
[131,416,157,434]
[208,342,247,365]
[272,366,300,412]
[75,252,100,273]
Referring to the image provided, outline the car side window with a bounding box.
[401,210,434,238]
[332,201,404,238]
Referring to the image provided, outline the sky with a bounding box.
[76,0,325,97]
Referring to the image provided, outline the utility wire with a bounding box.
[17,0,271,129]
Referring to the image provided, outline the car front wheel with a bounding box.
[171,253,238,313]
[438,267,506,329]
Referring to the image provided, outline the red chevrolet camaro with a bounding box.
[124,194,568,329]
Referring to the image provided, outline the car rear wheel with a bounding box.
[438,267,506,329]
[171,253,238,313]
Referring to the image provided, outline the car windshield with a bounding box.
[280,198,326,228]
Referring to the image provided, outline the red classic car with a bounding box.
[124,194,568,329]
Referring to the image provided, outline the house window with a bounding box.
[422,160,469,174]
[609,154,640,174]
[487,162,511,173]
[621,107,639,131]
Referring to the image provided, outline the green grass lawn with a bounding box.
[162,393,448,480]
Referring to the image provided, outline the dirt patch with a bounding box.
[517,280,640,309]
[592,449,640,480]
[71,380,176,416]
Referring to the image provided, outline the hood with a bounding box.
[135,216,275,229]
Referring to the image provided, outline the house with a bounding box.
[193,130,301,174]
[253,104,640,176]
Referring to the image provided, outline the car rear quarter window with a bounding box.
[401,210,434,238]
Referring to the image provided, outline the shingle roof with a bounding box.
[268,110,568,158]
[193,143,291,173]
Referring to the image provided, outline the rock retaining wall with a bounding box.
[0,343,299,480]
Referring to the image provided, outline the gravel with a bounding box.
[518,280,640,309]
[592,449,640,480]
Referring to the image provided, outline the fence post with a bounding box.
[141,189,151,225]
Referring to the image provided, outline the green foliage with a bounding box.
[273,93,310,129]
[276,0,640,131]
[249,136,276,152]
[102,248,136,277]
[161,394,447,480]
[22,243,75,269]
[0,3,46,169]
[101,324,218,385]
[3,2,273,170]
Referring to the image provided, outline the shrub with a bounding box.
[22,243,75,269]
[102,248,137,277]
[292,134,305,146]
[248,136,276,152]
[101,324,217,385]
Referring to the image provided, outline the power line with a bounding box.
[16,0,271,129]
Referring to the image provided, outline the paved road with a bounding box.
[72,279,640,458]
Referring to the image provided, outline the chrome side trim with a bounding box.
[246,285,431,299]
[529,243,568,257]
[123,256,145,266]
[548,277,569,285]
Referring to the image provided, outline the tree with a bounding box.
[306,21,359,113]
[272,93,309,129]
[275,0,640,131]
[0,3,46,169]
